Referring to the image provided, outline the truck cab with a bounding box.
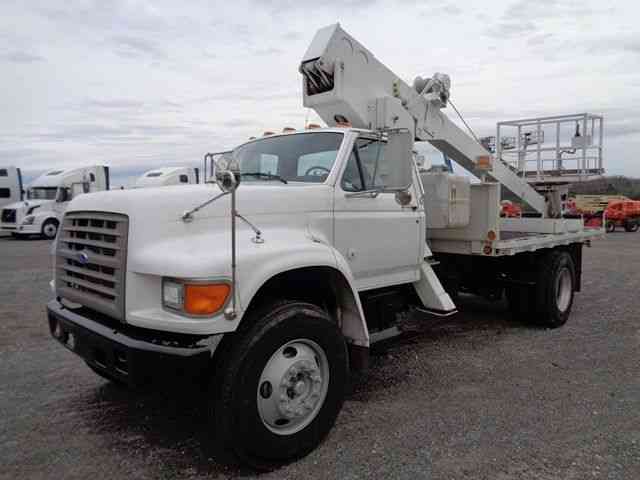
[133,166,199,188]
[0,166,24,212]
[1,165,110,239]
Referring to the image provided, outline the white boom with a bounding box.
[300,23,546,214]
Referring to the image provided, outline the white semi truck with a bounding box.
[0,166,24,211]
[133,166,199,188]
[1,165,109,239]
[47,24,603,468]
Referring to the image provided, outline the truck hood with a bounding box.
[65,183,334,277]
[67,183,332,221]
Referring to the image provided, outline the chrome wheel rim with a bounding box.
[556,267,572,312]
[44,223,57,238]
[257,339,329,436]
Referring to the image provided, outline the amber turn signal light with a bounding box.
[184,284,230,316]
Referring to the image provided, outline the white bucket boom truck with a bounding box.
[46,24,603,468]
[1,165,109,239]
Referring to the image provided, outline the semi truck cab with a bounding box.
[1,165,110,239]
[0,166,24,211]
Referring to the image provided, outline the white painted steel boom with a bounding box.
[300,23,546,214]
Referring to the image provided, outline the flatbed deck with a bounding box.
[428,217,604,257]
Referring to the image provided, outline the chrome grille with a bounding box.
[55,212,128,321]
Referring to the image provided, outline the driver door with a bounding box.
[333,135,423,290]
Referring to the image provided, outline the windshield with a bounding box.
[27,187,57,200]
[232,132,343,183]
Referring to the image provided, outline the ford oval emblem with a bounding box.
[76,251,90,265]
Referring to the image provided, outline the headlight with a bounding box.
[22,215,35,225]
[162,278,231,316]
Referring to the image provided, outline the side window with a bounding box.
[341,138,386,192]
[260,154,278,174]
[297,151,337,178]
[0,188,10,198]
[0,169,7,177]
[179,174,189,183]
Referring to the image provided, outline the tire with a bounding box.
[209,301,348,470]
[42,219,59,239]
[605,221,615,233]
[624,220,639,232]
[507,251,576,328]
[533,250,576,328]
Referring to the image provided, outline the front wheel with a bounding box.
[209,301,348,470]
[42,219,59,239]
[606,220,616,233]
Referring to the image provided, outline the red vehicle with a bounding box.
[585,200,640,232]
[500,200,522,218]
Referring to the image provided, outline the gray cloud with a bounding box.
[485,20,537,38]
[0,51,44,63]
[84,99,146,109]
[111,36,167,60]
[252,47,283,56]
[254,0,374,11]
[527,33,553,46]
[222,119,261,128]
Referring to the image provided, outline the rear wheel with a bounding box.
[507,250,576,328]
[624,220,639,232]
[42,219,59,239]
[533,251,575,328]
[209,301,348,470]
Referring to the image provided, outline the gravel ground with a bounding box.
[1,233,639,479]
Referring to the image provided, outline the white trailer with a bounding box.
[0,166,24,210]
[46,24,603,468]
[133,166,199,188]
[1,165,109,239]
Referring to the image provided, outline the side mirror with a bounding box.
[213,154,241,193]
[55,187,69,203]
[384,129,413,191]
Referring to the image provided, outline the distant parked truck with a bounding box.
[0,165,109,239]
[133,166,199,188]
[0,166,24,210]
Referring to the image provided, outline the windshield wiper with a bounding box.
[242,172,288,184]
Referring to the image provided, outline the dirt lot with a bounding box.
[1,233,639,479]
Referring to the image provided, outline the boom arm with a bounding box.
[300,23,546,214]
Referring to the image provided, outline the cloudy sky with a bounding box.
[1,0,639,186]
